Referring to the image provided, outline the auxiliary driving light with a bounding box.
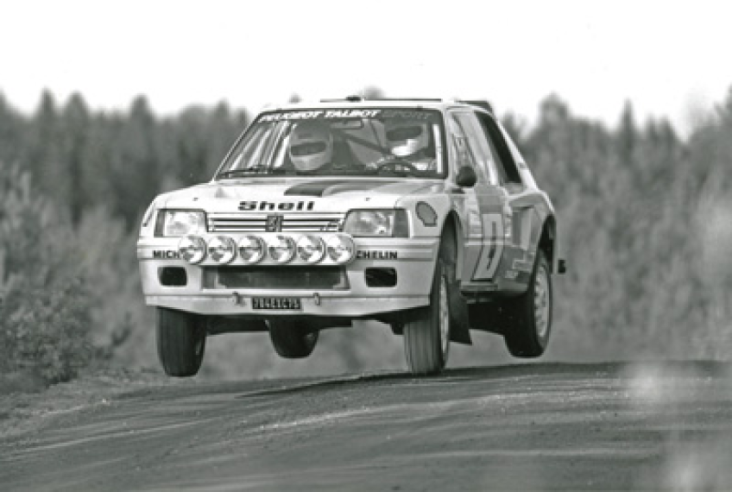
[238,235,265,264]
[325,234,355,264]
[267,235,296,263]
[296,235,326,263]
[208,236,236,264]
[178,235,207,264]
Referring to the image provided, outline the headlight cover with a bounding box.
[325,234,356,264]
[178,235,207,264]
[296,235,326,263]
[155,210,206,237]
[343,209,409,237]
[208,236,236,264]
[267,235,296,263]
[238,235,265,264]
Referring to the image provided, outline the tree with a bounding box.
[61,93,91,225]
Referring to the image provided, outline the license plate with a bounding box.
[252,297,302,310]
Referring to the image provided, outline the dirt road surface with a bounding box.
[2,362,732,491]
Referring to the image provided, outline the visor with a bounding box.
[291,141,327,157]
[386,126,423,141]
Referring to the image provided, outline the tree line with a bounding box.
[0,89,730,384]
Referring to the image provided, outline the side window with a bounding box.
[475,113,523,185]
[447,113,488,183]
[454,112,500,185]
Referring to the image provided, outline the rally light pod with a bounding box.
[178,235,207,264]
[208,236,237,264]
[238,235,266,264]
[296,235,326,263]
[267,235,296,264]
[325,234,356,264]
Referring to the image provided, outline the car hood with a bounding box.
[158,178,439,213]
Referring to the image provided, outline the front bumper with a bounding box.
[137,236,438,317]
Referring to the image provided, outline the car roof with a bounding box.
[261,97,494,115]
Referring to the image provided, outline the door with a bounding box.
[447,111,509,292]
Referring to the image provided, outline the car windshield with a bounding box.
[215,108,446,179]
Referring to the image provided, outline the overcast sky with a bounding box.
[2,0,731,135]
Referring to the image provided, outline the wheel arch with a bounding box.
[538,214,559,274]
[439,211,472,345]
[439,211,464,281]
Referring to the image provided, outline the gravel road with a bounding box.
[2,361,732,491]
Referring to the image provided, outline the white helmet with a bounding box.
[288,122,333,171]
[384,119,430,157]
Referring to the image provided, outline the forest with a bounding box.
[0,88,731,385]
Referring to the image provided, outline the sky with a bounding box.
[2,0,731,135]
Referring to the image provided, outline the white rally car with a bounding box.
[137,97,566,377]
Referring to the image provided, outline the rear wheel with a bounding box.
[503,251,552,357]
[268,320,319,358]
[403,259,451,375]
[156,307,206,377]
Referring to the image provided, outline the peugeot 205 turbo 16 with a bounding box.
[137,97,566,376]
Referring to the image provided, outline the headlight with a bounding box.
[178,235,207,264]
[238,235,265,264]
[208,236,236,264]
[343,209,409,237]
[267,235,296,263]
[325,234,355,264]
[155,210,206,237]
[296,235,325,263]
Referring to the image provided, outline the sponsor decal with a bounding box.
[324,109,382,119]
[380,110,433,120]
[153,250,180,259]
[512,249,536,273]
[356,250,398,260]
[258,109,438,123]
[260,109,382,122]
[416,202,438,227]
[472,214,504,281]
[239,200,314,211]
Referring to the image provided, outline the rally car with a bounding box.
[137,97,566,377]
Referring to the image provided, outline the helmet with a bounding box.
[288,122,333,171]
[384,119,430,157]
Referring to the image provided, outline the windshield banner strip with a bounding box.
[259,109,436,122]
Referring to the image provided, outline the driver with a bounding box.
[288,121,334,172]
[375,119,436,171]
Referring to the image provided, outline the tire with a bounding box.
[503,251,553,358]
[403,258,451,375]
[268,320,319,358]
[156,307,206,377]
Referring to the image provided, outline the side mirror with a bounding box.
[456,166,477,188]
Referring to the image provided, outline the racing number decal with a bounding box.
[472,214,504,280]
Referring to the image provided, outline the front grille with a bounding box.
[208,213,344,233]
[203,266,349,290]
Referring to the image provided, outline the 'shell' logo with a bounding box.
[266,215,283,232]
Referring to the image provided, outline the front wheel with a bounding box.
[268,320,319,358]
[156,308,206,377]
[503,251,553,357]
[403,259,451,375]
